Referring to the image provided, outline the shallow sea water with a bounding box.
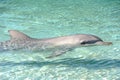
[0,0,120,80]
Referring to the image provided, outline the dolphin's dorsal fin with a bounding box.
[8,30,31,40]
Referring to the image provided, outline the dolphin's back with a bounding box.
[41,34,103,46]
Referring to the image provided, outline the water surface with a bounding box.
[0,0,120,80]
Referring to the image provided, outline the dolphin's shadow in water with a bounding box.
[0,58,120,69]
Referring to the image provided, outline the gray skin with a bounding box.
[0,30,112,58]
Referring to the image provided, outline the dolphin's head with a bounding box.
[77,34,112,46]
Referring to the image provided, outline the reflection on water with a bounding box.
[0,58,120,69]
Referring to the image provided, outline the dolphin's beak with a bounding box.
[102,42,112,45]
[96,41,112,45]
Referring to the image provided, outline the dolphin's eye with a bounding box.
[80,40,101,45]
[80,41,86,45]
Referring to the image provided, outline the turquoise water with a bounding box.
[0,0,120,80]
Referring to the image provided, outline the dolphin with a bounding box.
[0,30,112,58]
